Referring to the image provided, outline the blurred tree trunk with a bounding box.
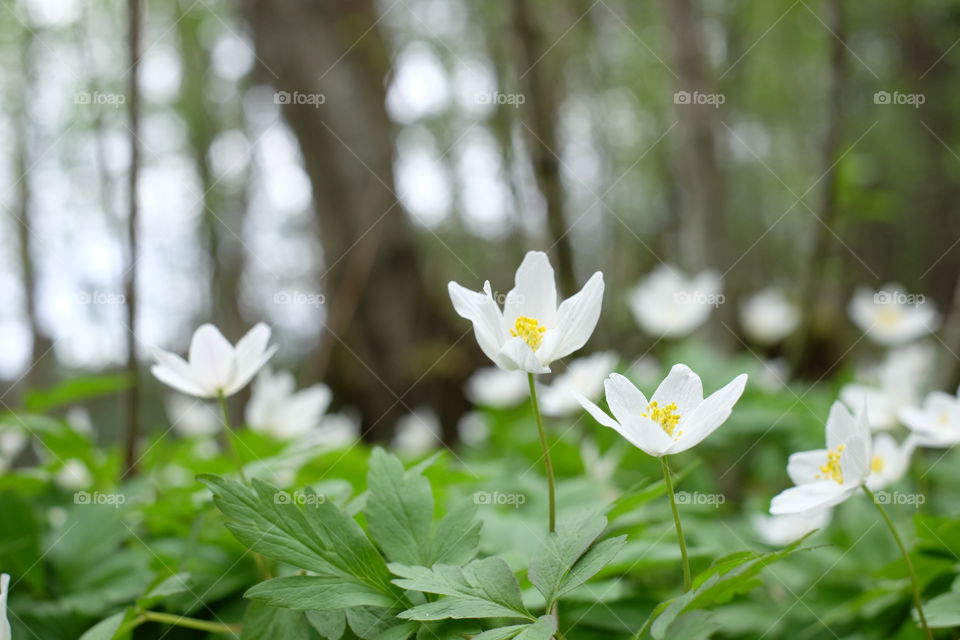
[243,0,468,442]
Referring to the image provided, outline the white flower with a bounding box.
[448,251,604,374]
[577,364,747,457]
[165,395,221,438]
[246,368,332,439]
[151,323,276,399]
[65,407,94,437]
[839,344,933,431]
[464,367,529,409]
[54,459,93,491]
[899,387,960,448]
[540,351,618,417]
[866,433,914,491]
[739,288,800,345]
[297,412,360,449]
[627,265,722,338]
[753,508,832,546]
[848,285,939,346]
[770,402,872,515]
[0,427,26,473]
[393,408,442,455]
[457,412,490,447]
[1,573,10,640]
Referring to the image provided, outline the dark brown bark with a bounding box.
[243,0,469,442]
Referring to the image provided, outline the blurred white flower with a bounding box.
[65,406,94,437]
[246,368,332,439]
[449,251,604,374]
[739,288,799,345]
[54,459,93,491]
[457,412,490,447]
[839,344,933,431]
[393,408,442,455]
[300,412,360,449]
[151,323,276,398]
[628,265,722,338]
[848,285,939,346]
[1,572,10,640]
[0,427,26,473]
[464,367,528,409]
[865,433,913,491]
[165,395,221,437]
[752,509,832,546]
[770,402,871,515]
[900,387,960,448]
[540,351,618,417]
[578,364,747,457]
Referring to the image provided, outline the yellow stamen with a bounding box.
[510,316,546,350]
[642,401,682,437]
[938,412,949,427]
[870,455,885,473]
[815,444,845,484]
[876,307,903,328]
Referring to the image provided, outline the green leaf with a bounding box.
[137,572,192,608]
[346,607,418,640]
[78,610,132,640]
[918,589,960,628]
[305,610,347,640]
[245,575,396,611]
[432,499,482,565]
[472,615,557,640]
[392,558,531,621]
[24,374,130,413]
[528,512,610,605]
[242,602,308,640]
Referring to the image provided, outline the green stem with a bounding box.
[217,390,247,483]
[862,486,933,640]
[661,455,691,592]
[527,373,556,533]
[143,611,242,635]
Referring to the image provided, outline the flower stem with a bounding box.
[527,373,556,533]
[142,611,242,635]
[661,455,691,592]
[862,486,933,640]
[217,390,247,483]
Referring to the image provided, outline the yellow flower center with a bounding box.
[938,412,949,427]
[510,316,546,350]
[816,444,845,484]
[876,307,903,328]
[870,455,885,473]
[642,401,682,437]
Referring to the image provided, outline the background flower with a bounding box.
[628,265,722,338]
[739,288,800,345]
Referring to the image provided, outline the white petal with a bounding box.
[604,374,648,424]
[503,251,558,328]
[669,373,747,453]
[449,281,508,368]
[825,401,858,451]
[225,345,277,396]
[786,449,829,485]
[150,347,209,397]
[188,324,238,393]
[651,364,703,413]
[1,572,9,640]
[575,392,620,429]
[498,337,550,374]
[538,271,604,363]
[230,323,274,390]
[770,482,856,515]
[841,435,872,486]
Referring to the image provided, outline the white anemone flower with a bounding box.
[448,251,604,374]
[464,367,529,409]
[899,387,960,448]
[165,395,221,438]
[245,368,332,439]
[1,573,10,640]
[752,508,832,546]
[866,433,914,491]
[839,344,933,431]
[770,402,872,515]
[577,364,747,457]
[739,288,800,345]
[540,351,618,417]
[0,428,26,473]
[54,459,93,491]
[848,284,939,346]
[627,265,722,338]
[151,323,276,399]
[393,408,442,455]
